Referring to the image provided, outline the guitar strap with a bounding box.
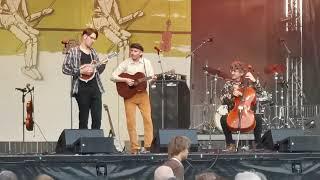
[142,57,151,87]
[89,49,93,63]
[89,50,96,77]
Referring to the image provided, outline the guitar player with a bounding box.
[111,43,156,154]
[62,28,106,129]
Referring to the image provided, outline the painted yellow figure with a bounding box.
[0,0,53,80]
[91,0,143,59]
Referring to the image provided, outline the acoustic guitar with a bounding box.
[116,70,174,99]
[103,104,116,137]
[79,51,118,83]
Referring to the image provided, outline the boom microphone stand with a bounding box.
[187,37,214,130]
[186,37,214,59]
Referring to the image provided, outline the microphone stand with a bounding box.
[187,38,213,130]
[280,39,291,128]
[70,77,73,129]
[22,91,27,142]
[63,50,74,129]
[157,51,166,129]
[186,38,212,59]
[16,87,31,142]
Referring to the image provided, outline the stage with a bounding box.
[1,151,320,180]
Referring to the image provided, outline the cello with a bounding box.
[226,65,256,133]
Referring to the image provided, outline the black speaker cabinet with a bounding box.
[55,129,104,153]
[151,129,198,153]
[149,80,190,134]
[261,128,304,150]
[306,115,320,135]
[279,135,320,152]
[73,137,115,154]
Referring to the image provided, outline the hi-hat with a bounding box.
[203,66,231,79]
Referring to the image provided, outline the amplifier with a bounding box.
[279,135,320,152]
[73,137,116,154]
[156,74,186,81]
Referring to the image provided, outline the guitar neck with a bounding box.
[137,76,153,83]
[103,104,116,137]
[92,52,117,68]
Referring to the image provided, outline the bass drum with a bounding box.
[213,105,228,132]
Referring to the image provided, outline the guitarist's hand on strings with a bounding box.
[151,75,157,81]
[125,78,135,86]
[80,64,94,76]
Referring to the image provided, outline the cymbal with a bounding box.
[264,64,286,75]
[203,66,231,79]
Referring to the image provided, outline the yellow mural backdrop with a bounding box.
[0,0,191,57]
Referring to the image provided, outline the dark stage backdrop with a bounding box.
[303,0,320,104]
[191,0,282,106]
[190,0,320,108]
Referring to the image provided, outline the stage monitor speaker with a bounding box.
[150,80,190,134]
[73,137,115,154]
[151,129,198,153]
[261,128,304,150]
[278,135,320,152]
[305,115,320,135]
[55,129,104,153]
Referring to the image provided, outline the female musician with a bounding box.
[220,60,264,152]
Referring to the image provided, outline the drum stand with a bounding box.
[196,65,220,149]
[271,72,284,129]
[207,74,221,149]
[209,74,220,133]
[193,66,210,130]
[271,73,295,129]
[198,64,212,131]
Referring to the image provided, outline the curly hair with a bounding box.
[230,60,246,73]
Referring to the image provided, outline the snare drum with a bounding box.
[256,91,272,114]
[213,105,228,132]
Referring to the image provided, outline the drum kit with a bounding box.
[196,63,287,134]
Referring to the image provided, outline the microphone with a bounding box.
[279,38,291,54]
[154,46,162,52]
[61,39,69,44]
[203,37,214,43]
[26,83,34,92]
[154,46,162,55]
[206,37,213,42]
[15,88,27,92]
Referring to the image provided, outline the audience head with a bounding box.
[0,170,18,180]
[235,171,266,180]
[34,174,54,180]
[167,136,191,160]
[195,172,224,180]
[154,165,176,180]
